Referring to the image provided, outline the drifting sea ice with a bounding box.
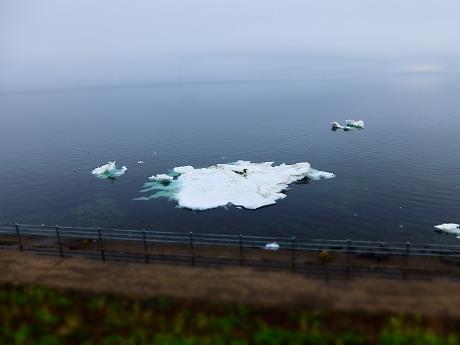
[345,119,365,128]
[91,161,127,179]
[331,120,364,130]
[137,161,335,210]
[149,174,174,182]
[434,223,460,237]
[331,121,344,130]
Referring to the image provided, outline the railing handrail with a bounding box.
[2,223,460,256]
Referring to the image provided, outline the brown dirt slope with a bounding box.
[2,249,460,317]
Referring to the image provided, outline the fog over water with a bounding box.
[1,0,460,90]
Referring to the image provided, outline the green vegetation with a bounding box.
[0,284,459,345]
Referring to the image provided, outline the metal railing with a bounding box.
[2,223,460,279]
[2,223,460,257]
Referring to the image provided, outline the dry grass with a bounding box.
[1,249,460,317]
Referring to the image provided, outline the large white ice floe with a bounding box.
[434,223,460,237]
[137,160,335,210]
[91,161,127,179]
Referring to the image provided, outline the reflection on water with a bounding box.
[395,75,447,92]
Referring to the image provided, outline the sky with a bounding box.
[1,0,459,90]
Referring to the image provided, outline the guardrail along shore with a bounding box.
[1,223,460,279]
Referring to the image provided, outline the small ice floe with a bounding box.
[91,161,127,179]
[331,121,344,130]
[434,223,460,238]
[331,121,352,131]
[264,242,280,251]
[149,174,174,183]
[138,161,144,165]
[307,168,336,180]
[346,119,365,129]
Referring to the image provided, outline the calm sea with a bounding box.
[0,75,459,242]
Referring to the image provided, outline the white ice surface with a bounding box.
[346,119,365,128]
[91,161,127,179]
[174,166,195,174]
[139,161,335,210]
[331,121,344,129]
[434,223,460,237]
[331,121,354,131]
[307,168,336,180]
[149,174,174,182]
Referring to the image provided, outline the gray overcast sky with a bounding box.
[1,0,459,90]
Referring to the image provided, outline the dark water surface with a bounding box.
[1,75,459,242]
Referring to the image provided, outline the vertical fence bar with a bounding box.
[97,227,105,262]
[403,241,410,280]
[291,236,296,271]
[55,225,63,258]
[190,232,195,266]
[239,234,244,265]
[15,223,23,252]
[142,230,149,264]
[346,239,351,278]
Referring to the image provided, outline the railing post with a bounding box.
[190,232,195,266]
[97,227,105,262]
[142,230,149,264]
[291,236,296,271]
[55,225,63,258]
[239,234,244,265]
[15,223,23,252]
[346,239,351,279]
[403,241,410,280]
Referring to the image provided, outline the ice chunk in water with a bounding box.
[149,174,174,182]
[346,119,365,128]
[331,121,353,131]
[307,168,336,180]
[434,223,460,237]
[264,242,280,250]
[91,161,127,179]
[331,121,344,129]
[137,161,335,210]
